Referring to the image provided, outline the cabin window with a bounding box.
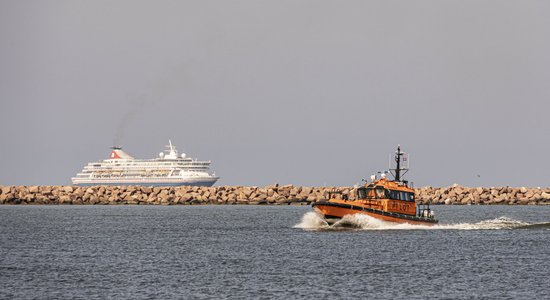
[398,192,414,202]
[388,190,414,202]
[357,188,368,199]
[375,188,386,199]
[359,187,389,199]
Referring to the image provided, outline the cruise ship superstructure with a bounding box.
[72,140,219,187]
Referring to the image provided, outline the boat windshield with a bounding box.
[357,187,388,200]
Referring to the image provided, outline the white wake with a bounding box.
[294,212,536,231]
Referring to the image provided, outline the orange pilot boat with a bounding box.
[312,146,438,226]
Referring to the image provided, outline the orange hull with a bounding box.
[312,201,438,226]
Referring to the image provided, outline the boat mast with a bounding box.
[390,145,409,183]
[395,145,402,182]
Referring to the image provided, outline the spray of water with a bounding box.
[294,212,329,229]
[294,212,547,231]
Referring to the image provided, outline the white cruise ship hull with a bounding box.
[73,177,219,187]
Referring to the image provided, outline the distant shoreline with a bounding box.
[1,185,549,205]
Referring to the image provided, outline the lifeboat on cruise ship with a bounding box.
[312,146,438,225]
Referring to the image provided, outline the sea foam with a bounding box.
[294,212,544,231]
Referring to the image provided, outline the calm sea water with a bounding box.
[1,205,549,299]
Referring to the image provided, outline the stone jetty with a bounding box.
[0,184,549,205]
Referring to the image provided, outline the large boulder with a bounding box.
[1,186,11,195]
[519,187,528,194]
[39,186,52,194]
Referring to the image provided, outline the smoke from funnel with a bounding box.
[111,64,189,146]
[113,97,148,146]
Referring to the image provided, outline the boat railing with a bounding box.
[417,202,435,219]
[398,180,414,189]
[326,188,349,200]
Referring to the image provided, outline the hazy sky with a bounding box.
[1,1,549,187]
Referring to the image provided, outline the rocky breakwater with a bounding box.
[0,185,340,205]
[0,184,548,205]
[416,184,550,205]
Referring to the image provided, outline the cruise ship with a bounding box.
[72,140,219,187]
